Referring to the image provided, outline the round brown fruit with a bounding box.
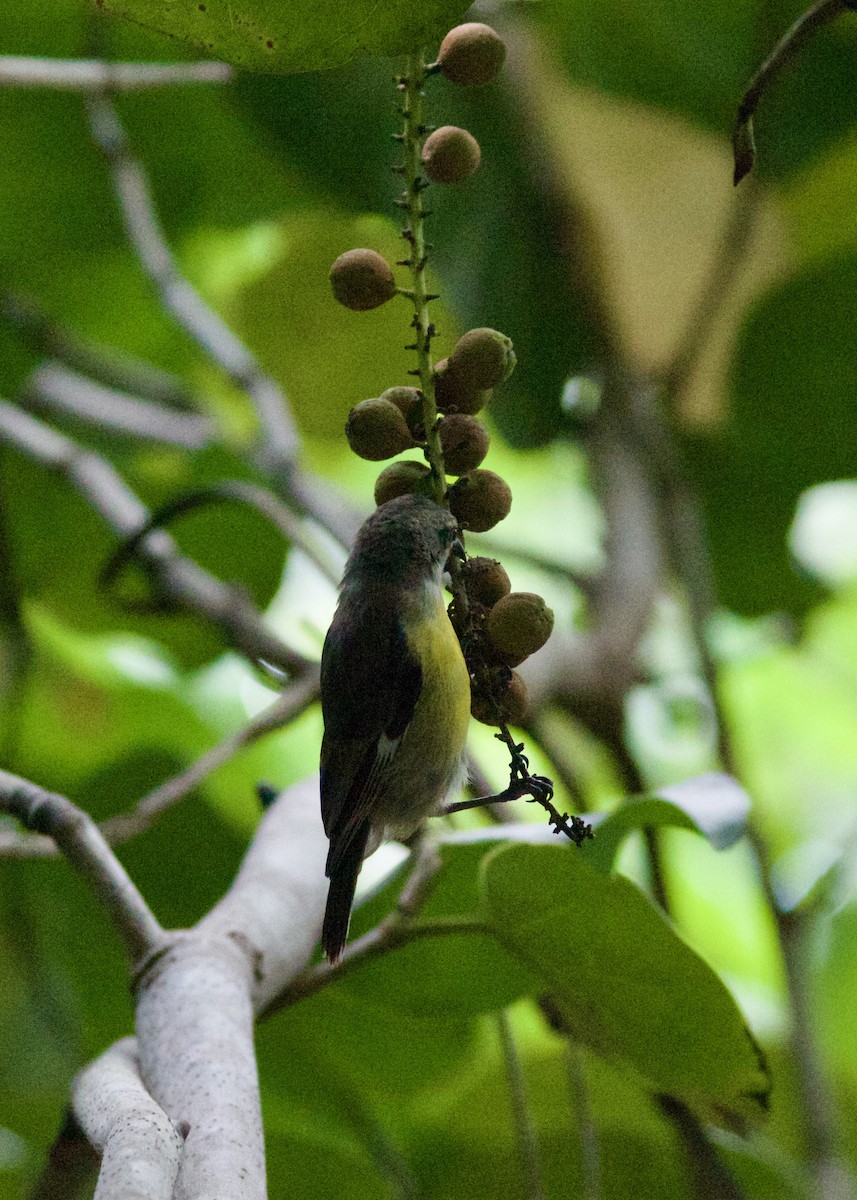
[437,22,506,87]
[448,327,516,390]
[471,670,529,726]
[486,592,555,663]
[448,469,512,532]
[421,126,481,185]
[434,358,492,415]
[381,386,423,431]
[439,413,490,475]
[461,556,511,607]
[345,398,416,461]
[329,248,396,311]
[374,460,433,506]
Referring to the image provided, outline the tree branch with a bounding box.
[23,362,214,449]
[131,776,329,1199]
[498,1010,546,1200]
[1,289,195,409]
[72,1038,186,1200]
[0,397,309,675]
[84,87,302,478]
[733,0,857,183]
[0,56,231,90]
[0,770,163,961]
[0,674,321,859]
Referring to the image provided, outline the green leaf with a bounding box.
[481,843,770,1128]
[342,843,538,1018]
[686,252,857,616]
[584,772,751,873]
[95,0,472,73]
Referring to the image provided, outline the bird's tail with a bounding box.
[322,821,371,963]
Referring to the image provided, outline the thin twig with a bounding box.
[563,1040,600,1200]
[0,674,320,859]
[0,769,164,960]
[1,289,195,409]
[102,674,320,844]
[0,56,232,90]
[657,1096,749,1200]
[0,397,309,675]
[83,84,365,550]
[733,0,857,183]
[664,180,761,398]
[261,840,480,1016]
[85,88,301,476]
[23,362,213,449]
[497,1010,546,1200]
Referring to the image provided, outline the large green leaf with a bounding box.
[535,0,857,181]
[686,253,857,616]
[481,844,770,1128]
[95,0,471,73]
[584,773,751,873]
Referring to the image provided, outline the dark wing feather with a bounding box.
[320,594,422,870]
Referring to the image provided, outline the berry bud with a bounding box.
[434,358,492,415]
[345,399,416,461]
[437,22,507,87]
[448,469,512,532]
[381,385,423,432]
[329,249,396,311]
[448,328,516,390]
[471,670,529,726]
[374,459,433,506]
[486,592,554,663]
[421,126,481,185]
[439,413,490,475]
[461,556,511,607]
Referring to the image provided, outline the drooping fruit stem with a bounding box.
[398,50,446,505]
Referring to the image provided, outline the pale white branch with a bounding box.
[132,776,328,1198]
[0,56,232,90]
[73,1038,185,1200]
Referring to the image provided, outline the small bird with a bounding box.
[319,494,471,961]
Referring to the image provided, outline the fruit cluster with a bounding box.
[328,22,555,727]
[337,322,515,533]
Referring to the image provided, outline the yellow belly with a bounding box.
[375,595,471,833]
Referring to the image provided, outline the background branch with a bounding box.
[0,397,309,675]
[22,362,214,449]
[0,56,231,90]
[72,1038,185,1200]
[0,769,163,960]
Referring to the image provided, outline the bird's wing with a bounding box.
[320,596,422,876]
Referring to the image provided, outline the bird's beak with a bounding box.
[450,536,466,564]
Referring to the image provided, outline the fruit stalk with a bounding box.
[399,51,446,504]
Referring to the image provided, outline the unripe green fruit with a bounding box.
[374,459,433,506]
[345,399,416,461]
[462,556,511,608]
[438,22,506,86]
[329,248,396,311]
[439,413,490,475]
[449,328,516,390]
[486,592,554,663]
[471,670,529,726]
[448,469,512,532]
[421,126,481,185]
[381,386,423,431]
[434,358,492,415]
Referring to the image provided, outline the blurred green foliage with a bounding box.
[1,1,857,1198]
